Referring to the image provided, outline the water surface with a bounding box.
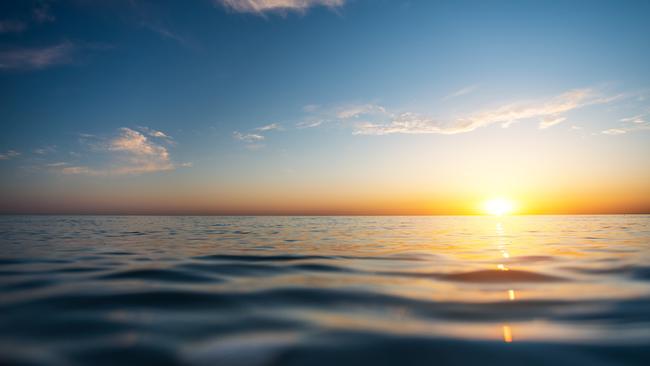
[1,215,649,365]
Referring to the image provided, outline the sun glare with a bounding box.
[483,198,516,216]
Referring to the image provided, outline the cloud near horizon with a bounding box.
[0,150,20,160]
[59,127,185,176]
[351,89,620,135]
[216,0,345,14]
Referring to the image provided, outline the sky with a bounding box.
[1,0,649,215]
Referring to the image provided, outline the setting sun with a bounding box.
[483,198,516,216]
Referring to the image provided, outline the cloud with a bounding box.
[110,128,169,156]
[442,85,478,101]
[149,130,170,138]
[233,131,265,143]
[302,104,320,112]
[46,162,68,167]
[353,113,446,135]
[337,104,387,119]
[620,114,646,124]
[601,113,650,135]
[0,150,20,160]
[601,128,627,135]
[539,115,567,129]
[255,123,281,131]
[354,88,617,135]
[216,0,345,14]
[58,127,184,176]
[234,123,283,149]
[0,41,75,70]
[296,119,324,129]
[60,166,90,174]
[136,126,174,141]
[139,21,193,48]
[0,2,54,34]
[292,103,387,129]
[33,2,55,23]
[0,20,27,34]
[34,145,57,155]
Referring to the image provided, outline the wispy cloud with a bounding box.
[139,21,194,48]
[620,114,646,124]
[601,128,628,135]
[234,123,283,149]
[34,145,57,155]
[292,103,386,129]
[296,119,324,129]
[0,150,20,160]
[255,123,282,131]
[539,115,567,129]
[233,131,265,150]
[442,84,478,101]
[0,41,75,70]
[216,0,345,14]
[0,20,27,34]
[137,126,174,142]
[354,89,619,135]
[46,162,67,167]
[57,127,187,176]
[33,2,56,23]
[0,2,54,34]
[233,131,265,143]
[337,104,387,119]
[601,113,650,135]
[302,104,320,112]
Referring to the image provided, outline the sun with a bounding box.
[483,198,516,216]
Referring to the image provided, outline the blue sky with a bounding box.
[1,0,649,214]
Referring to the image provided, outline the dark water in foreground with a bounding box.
[1,215,649,366]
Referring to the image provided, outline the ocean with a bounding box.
[1,215,649,365]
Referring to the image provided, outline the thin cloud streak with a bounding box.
[255,123,282,131]
[353,89,619,135]
[233,131,265,143]
[34,146,57,155]
[216,0,345,14]
[137,126,174,142]
[296,119,324,129]
[234,123,282,149]
[139,22,194,48]
[0,150,20,160]
[0,20,27,33]
[33,2,56,23]
[539,115,567,129]
[602,113,650,135]
[337,104,387,119]
[0,41,74,70]
[442,84,478,101]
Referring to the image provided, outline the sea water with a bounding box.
[1,215,649,365]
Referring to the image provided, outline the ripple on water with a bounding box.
[0,215,649,366]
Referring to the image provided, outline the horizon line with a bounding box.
[1,212,649,217]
